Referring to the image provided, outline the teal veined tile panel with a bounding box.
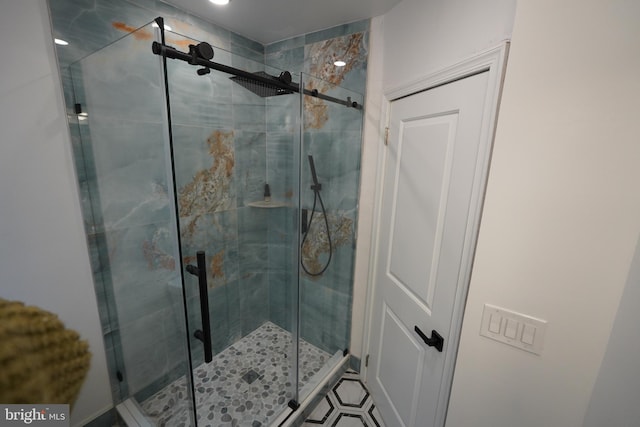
[304,31,369,95]
[235,131,268,206]
[304,19,370,45]
[265,46,305,76]
[49,0,264,68]
[265,35,305,54]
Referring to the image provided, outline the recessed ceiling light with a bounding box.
[334,60,346,67]
[54,38,69,46]
[209,0,230,5]
[151,22,172,31]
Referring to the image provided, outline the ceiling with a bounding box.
[163,0,401,45]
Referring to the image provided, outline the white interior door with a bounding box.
[366,71,490,427]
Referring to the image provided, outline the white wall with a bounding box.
[0,1,113,425]
[445,0,640,426]
[583,235,640,427]
[381,0,516,92]
[351,16,385,362]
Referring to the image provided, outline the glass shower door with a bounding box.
[297,72,365,403]
[68,22,195,425]
[161,31,300,426]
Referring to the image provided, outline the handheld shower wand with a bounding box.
[301,155,332,276]
[308,155,321,191]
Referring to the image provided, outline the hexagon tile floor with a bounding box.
[303,370,386,427]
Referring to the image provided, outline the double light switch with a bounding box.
[480,304,547,355]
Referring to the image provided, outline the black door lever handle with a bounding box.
[414,326,444,352]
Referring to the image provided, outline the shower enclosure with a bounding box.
[68,20,364,426]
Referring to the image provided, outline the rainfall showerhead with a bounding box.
[230,71,294,97]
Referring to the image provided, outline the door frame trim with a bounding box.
[361,42,510,427]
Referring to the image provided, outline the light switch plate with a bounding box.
[480,304,547,355]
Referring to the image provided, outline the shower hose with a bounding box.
[300,185,332,277]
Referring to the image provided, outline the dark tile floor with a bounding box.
[303,370,385,427]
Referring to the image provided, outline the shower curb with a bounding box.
[116,398,154,427]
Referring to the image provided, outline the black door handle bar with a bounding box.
[187,251,212,363]
[414,326,444,352]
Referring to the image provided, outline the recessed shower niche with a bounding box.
[56,2,367,424]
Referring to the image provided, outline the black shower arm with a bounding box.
[151,41,363,110]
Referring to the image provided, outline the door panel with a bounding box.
[389,115,458,310]
[367,71,490,427]
[377,303,425,426]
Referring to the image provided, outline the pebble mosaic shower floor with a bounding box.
[141,321,332,427]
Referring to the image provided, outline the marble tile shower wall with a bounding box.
[49,0,369,406]
[265,23,369,355]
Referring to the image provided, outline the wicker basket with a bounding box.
[0,298,91,407]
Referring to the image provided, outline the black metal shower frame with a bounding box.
[150,17,363,110]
